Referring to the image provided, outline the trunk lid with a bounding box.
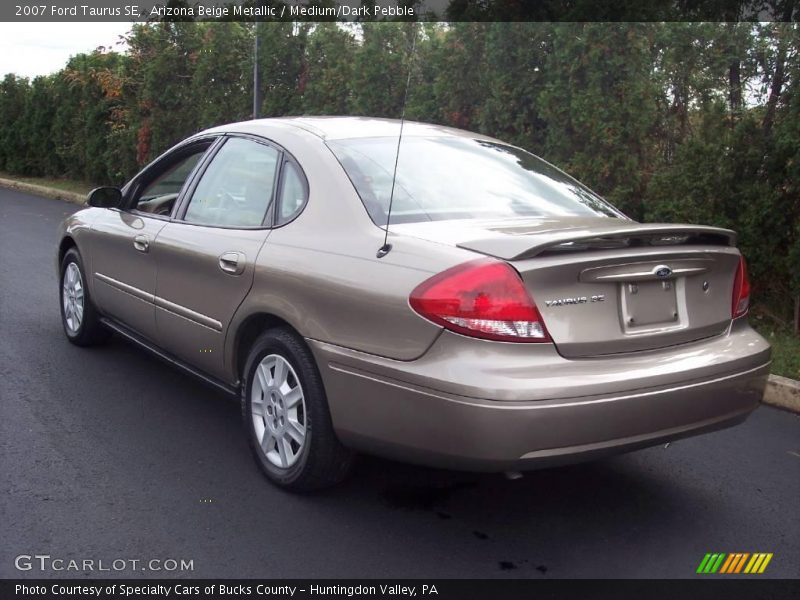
[393,217,739,357]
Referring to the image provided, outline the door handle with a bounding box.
[219,251,245,275]
[133,235,150,253]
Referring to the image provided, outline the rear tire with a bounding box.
[242,327,354,491]
[59,248,109,346]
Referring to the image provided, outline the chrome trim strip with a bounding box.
[95,272,222,332]
[154,296,223,332]
[590,266,710,282]
[580,258,714,283]
[94,272,155,304]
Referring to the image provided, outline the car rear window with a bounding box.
[327,136,622,225]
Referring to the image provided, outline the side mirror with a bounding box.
[87,186,123,208]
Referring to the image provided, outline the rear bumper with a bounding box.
[309,320,770,471]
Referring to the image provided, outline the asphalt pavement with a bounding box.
[1,188,798,579]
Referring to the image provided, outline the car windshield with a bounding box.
[327,136,623,225]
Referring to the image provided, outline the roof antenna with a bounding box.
[377,24,419,259]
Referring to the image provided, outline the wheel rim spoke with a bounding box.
[276,437,289,467]
[272,358,287,387]
[285,420,305,445]
[260,430,275,454]
[256,363,270,394]
[284,386,302,409]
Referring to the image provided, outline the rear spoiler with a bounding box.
[457,224,737,261]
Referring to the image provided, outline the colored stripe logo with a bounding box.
[697,553,773,574]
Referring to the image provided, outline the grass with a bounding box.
[0,171,93,195]
[752,320,800,380]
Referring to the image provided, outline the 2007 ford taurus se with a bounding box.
[57,117,771,490]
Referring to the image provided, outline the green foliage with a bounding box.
[752,320,800,378]
[257,22,309,117]
[348,22,411,117]
[126,23,203,164]
[0,74,34,174]
[478,23,549,148]
[302,23,356,115]
[0,22,798,323]
[192,22,253,128]
[424,22,486,129]
[538,23,660,219]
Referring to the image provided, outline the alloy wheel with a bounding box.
[251,354,307,469]
[62,262,84,334]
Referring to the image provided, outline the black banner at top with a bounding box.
[2,0,799,22]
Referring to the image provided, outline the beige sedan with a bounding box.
[57,117,771,490]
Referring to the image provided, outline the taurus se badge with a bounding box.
[545,294,605,307]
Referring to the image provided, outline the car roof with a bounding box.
[208,116,502,143]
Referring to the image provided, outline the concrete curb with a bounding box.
[0,177,86,205]
[764,374,800,413]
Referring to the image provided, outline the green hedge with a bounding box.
[1,22,798,324]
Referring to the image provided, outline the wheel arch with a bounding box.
[230,311,305,383]
[57,235,78,267]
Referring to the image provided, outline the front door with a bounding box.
[89,144,212,341]
[152,137,281,381]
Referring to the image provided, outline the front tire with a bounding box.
[59,248,109,346]
[242,328,354,491]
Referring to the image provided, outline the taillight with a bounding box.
[409,258,551,342]
[731,255,751,318]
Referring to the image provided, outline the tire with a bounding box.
[242,327,354,491]
[59,247,109,346]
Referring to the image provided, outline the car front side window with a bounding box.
[132,148,209,217]
[183,138,280,228]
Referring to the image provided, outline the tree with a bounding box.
[479,23,551,149]
[0,21,798,326]
[301,23,357,115]
[125,23,203,164]
[539,23,660,219]
[0,75,31,173]
[192,22,252,129]
[257,21,309,117]
[349,22,412,118]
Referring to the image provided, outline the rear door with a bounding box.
[152,136,282,381]
[88,141,214,341]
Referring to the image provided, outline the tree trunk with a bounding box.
[728,59,742,117]
[762,26,788,139]
[794,296,800,336]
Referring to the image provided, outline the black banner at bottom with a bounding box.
[3,579,799,600]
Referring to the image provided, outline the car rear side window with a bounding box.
[327,136,623,225]
[183,138,279,227]
[276,161,307,226]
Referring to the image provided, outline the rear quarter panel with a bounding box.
[223,127,472,376]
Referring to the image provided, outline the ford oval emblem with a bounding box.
[654,265,672,278]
